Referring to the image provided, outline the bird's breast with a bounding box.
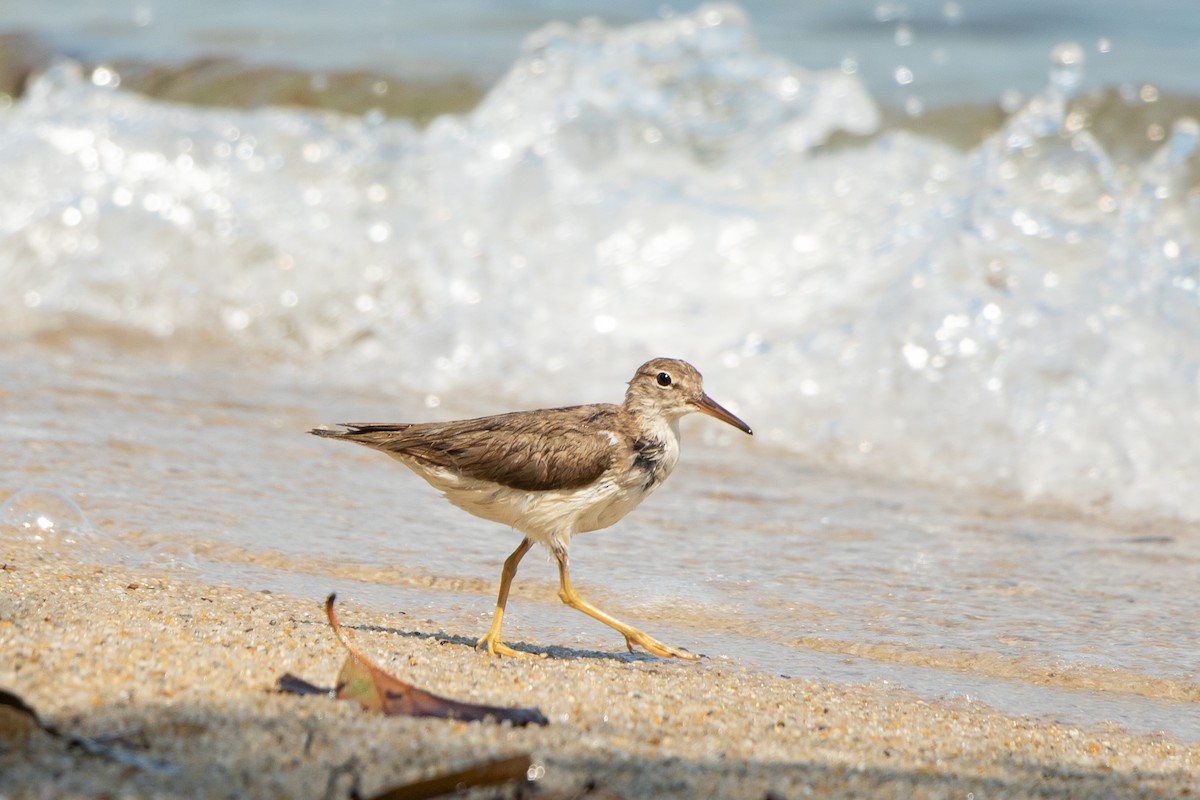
[629,432,679,492]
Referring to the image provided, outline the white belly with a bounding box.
[398,454,676,551]
[407,468,646,546]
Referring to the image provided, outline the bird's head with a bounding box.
[624,358,752,435]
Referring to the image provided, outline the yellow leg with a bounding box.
[476,537,544,658]
[553,548,699,661]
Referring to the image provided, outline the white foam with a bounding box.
[1,7,1197,519]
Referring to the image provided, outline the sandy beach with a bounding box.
[2,536,1196,800]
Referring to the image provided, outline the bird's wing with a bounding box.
[327,406,620,491]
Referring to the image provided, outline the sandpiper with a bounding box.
[311,357,752,660]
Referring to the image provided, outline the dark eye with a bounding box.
[656,372,672,387]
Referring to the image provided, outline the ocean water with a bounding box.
[5,0,1200,106]
[2,4,1198,740]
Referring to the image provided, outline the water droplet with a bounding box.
[367,221,392,243]
[902,343,930,370]
[90,66,120,88]
[224,308,251,331]
[1048,43,1085,98]
[0,489,100,544]
[142,542,199,572]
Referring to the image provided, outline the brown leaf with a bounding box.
[324,595,548,727]
[363,754,532,800]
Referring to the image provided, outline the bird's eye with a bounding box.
[656,372,672,387]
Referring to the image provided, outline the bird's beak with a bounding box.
[693,393,753,435]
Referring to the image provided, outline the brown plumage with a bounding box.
[311,357,752,660]
[313,406,624,491]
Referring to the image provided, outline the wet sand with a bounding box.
[1,537,1196,799]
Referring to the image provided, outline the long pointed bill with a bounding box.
[693,393,753,435]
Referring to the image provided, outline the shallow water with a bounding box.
[2,4,1198,742]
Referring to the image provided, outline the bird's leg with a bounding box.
[477,537,543,658]
[552,546,699,661]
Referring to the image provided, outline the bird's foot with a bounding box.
[623,631,701,661]
[475,635,547,659]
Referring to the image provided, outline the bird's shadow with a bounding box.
[342,622,692,664]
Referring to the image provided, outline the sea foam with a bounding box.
[2,6,1197,519]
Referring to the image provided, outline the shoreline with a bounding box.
[2,537,1196,799]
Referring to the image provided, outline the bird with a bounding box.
[310,357,752,660]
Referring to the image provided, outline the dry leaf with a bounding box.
[277,595,548,727]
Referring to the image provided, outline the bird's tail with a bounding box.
[309,424,414,451]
